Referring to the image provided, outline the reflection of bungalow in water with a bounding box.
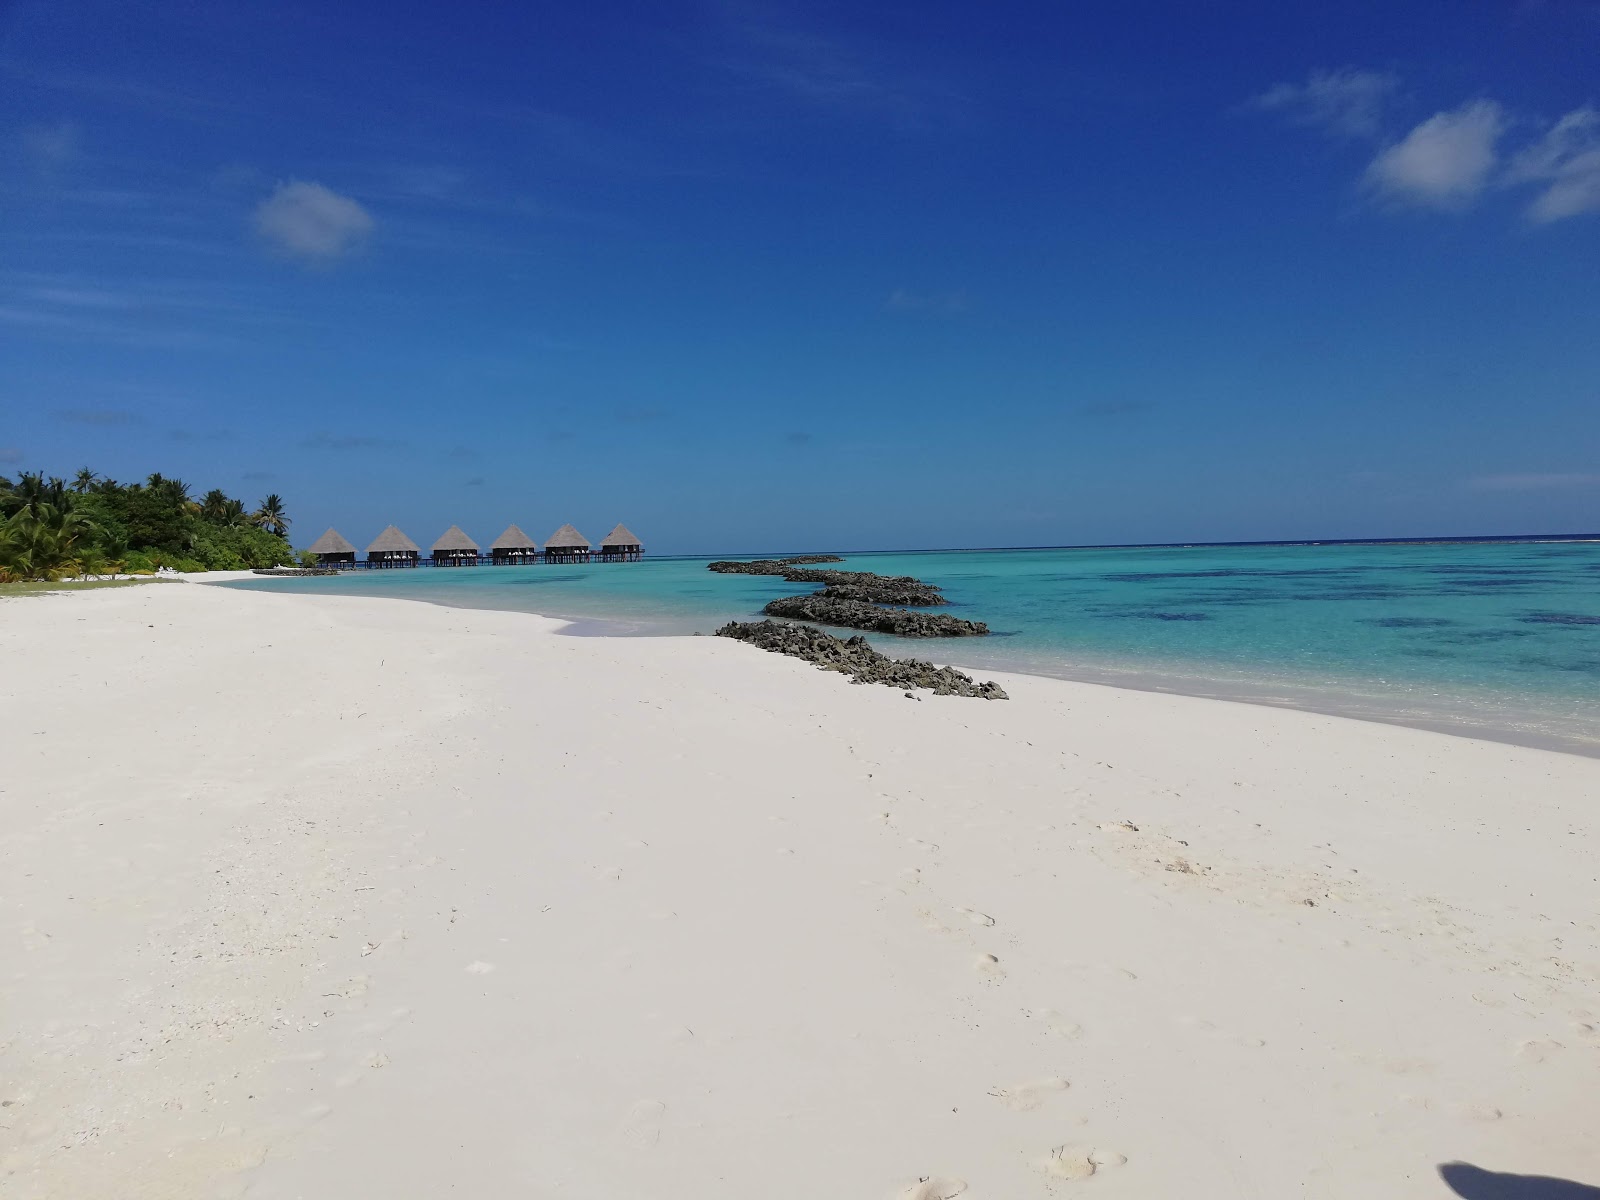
[489,524,539,565]
[431,525,480,567]
[366,525,421,568]
[543,524,591,563]
[598,523,643,562]
[306,527,358,568]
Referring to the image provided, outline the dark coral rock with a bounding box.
[763,594,987,636]
[817,583,947,607]
[715,620,1007,699]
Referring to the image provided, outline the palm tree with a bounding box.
[13,473,70,518]
[72,467,100,494]
[200,488,232,523]
[0,502,99,581]
[251,493,290,537]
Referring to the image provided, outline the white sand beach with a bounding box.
[2,581,1596,1199]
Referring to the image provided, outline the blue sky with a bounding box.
[4,0,1598,553]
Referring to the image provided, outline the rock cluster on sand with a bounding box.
[763,594,987,636]
[715,620,1008,699]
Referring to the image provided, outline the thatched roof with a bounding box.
[366,525,420,554]
[307,527,357,555]
[491,524,539,551]
[601,523,642,548]
[431,525,479,553]
[545,523,590,549]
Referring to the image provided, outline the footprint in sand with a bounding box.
[1036,1146,1125,1181]
[957,907,996,927]
[973,953,1005,980]
[1514,1038,1564,1063]
[620,1099,666,1150]
[989,1077,1069,1112]
[899,1179,966,1200]
[1030,1008,1084,1039]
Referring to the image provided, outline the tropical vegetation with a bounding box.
[0,468,296,582]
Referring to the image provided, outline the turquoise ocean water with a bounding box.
[225,540,1600,754]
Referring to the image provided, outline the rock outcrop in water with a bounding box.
[716,620,1008,699]
[707,555,989,638]
[707,556,843,574]
[816,582,946,607]
[763,594,986,636]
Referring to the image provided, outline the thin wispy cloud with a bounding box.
[1504,106,1600,221]
[616,405,670,424]
[1364,100,1506,209]
[714,6,962,127]
[299,431,405,451]
[1248,68,1399,140]
[1078,399,1154,417]
[1,59,229,124]
[886,288,970,314]
[22,119,80,169]
[242,470,275,481]
[169,428,234,443]
[57,408,142,426]
[784,430,813,445]
[0,447,24,465]
[1469,471,1600,491]
[1252,72,1600,224]
[255,181,374,260]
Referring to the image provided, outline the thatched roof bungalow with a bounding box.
[306,527,358,567]
[366,525,421,567]
[598,523,643,561]
[544,523,591,563]
[430,525,480,567]
[490,524,539,565]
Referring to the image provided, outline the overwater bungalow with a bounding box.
[544,524,591,563]
[598,523,643,562]
[306,527,358,568]
[366,525,421,568]
[490,524,539,565]
[431,525,480,567]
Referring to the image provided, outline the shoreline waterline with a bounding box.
[219,539,1600,757]
[207,574,1600,759]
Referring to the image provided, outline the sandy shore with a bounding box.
[2,582,1596,1198]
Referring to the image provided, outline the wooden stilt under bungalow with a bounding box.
[598,523,643,562]
[544,524,591,563]
[430,525,481,567]
[366,525,421,568]
[490,524,539,565]
[306,527,358,568]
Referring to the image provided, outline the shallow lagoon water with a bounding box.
[226,540,1600,755]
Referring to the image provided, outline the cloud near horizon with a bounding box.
[0,447,24,465]
[1249,68,1399,139]
[255,181,374,260]
[1469,472,1600,491]
[1364,100,1506,209]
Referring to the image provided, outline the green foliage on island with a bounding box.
[0,468,296,582]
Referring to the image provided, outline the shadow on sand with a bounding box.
[1441,1163,1600,1199]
